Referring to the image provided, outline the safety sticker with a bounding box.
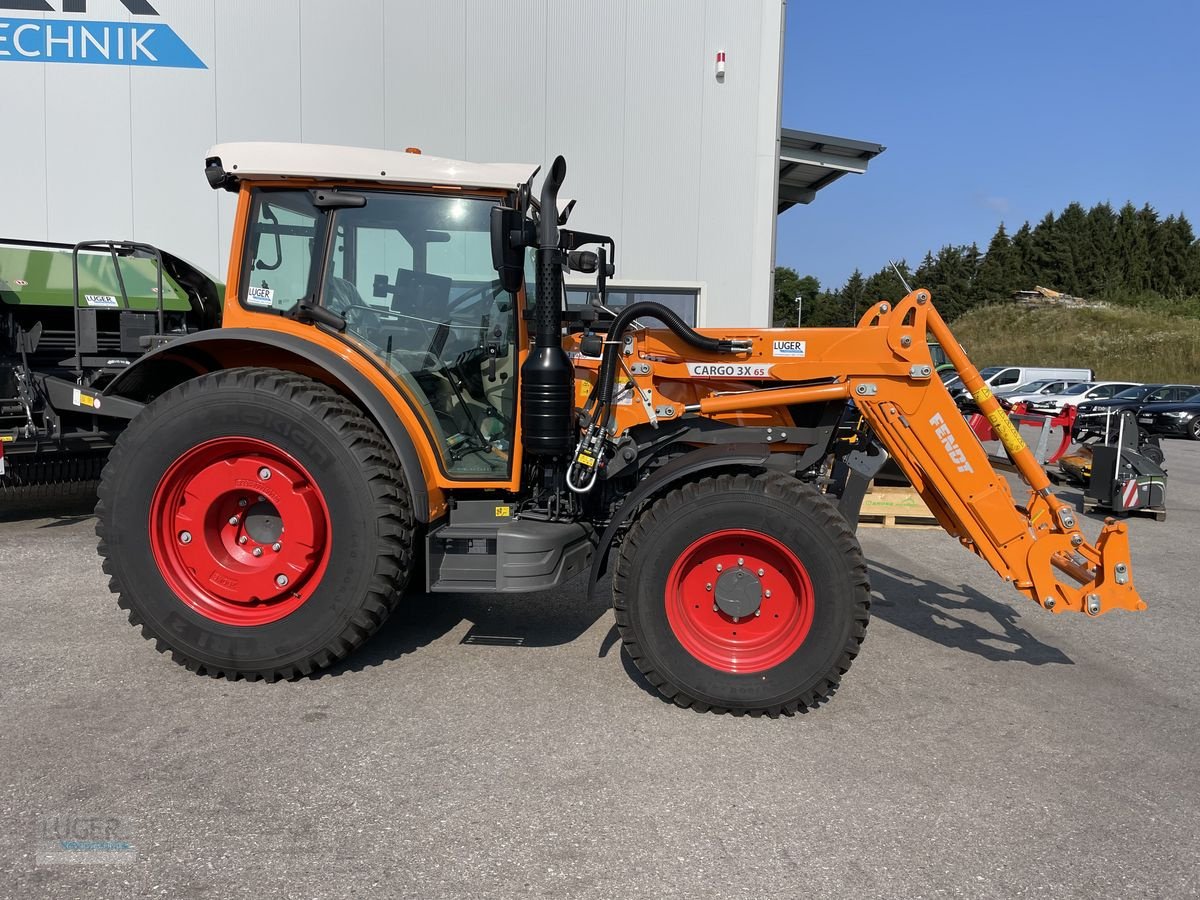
[84,294,119,308]
[772,340,806,358]
[71,388,101,410]
[246,286,274,307]
[494,506,512,518]
[0,435,13,442]
[685,362,774,378]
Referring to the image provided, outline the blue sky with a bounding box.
[775,0,1200,291]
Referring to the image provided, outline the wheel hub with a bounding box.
[242,499,284,545]
[714,568,762,618]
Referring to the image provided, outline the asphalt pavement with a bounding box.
[1,442,1198,899]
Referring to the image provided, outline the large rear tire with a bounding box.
[96,367,414,680]
[613,472,870,716]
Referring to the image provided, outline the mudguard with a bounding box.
[103,328,432,522]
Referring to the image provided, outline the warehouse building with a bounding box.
[1,0,881,326]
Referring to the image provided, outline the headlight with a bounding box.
[1167,411,1192,418]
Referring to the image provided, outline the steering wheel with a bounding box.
[448,279,505,314]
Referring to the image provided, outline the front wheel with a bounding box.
[613,472,870,716]
[96,367,415,680]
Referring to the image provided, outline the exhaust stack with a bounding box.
[521,156,574,458]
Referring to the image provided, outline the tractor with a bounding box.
[86,143,1144,716]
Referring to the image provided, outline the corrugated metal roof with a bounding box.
[778,128,885,212]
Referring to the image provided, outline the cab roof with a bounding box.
[206,142,537,192]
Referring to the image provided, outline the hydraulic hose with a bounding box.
[593,301,747,407]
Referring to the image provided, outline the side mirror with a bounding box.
[490,206,528,294]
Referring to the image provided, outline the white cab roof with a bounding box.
[208,142,536,192]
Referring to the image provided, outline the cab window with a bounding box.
[240,191,320,313]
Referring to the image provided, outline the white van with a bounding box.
[979,366,1094,392]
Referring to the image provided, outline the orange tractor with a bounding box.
[90,144,1145,715]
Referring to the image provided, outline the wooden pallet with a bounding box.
[857,484,939,529]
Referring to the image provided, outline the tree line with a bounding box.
[773,201,1200,327]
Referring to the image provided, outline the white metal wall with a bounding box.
[1,0,785,325]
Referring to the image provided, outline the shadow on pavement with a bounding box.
[868,560,1073,666]
[326,577,612,676]
[0,489,96,524]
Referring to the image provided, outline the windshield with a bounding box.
[1011,380,1052,392]
[978,366,1004,378]
[1060,383,1093,395]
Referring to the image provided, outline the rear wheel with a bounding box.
[1190,418,1200,441]
[613,472,870,716]
[96,367,414,679]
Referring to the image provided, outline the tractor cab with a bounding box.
[236,184,520,477]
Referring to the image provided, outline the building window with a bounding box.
[565,285,700,326]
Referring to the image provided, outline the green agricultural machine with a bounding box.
[0,239,220,496]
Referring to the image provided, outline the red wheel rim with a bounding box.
[665,529,814,673]
[149,437,331,626]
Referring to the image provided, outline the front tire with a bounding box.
[613,472,870,716]
[96,367,414,680]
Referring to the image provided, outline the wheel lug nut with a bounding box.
[252,547,263,557]
[238,536,248,545]
[238,499,248,508]
[272,542,282,552]
[765,590,772,599]
[178,531,191,544]
[757,568,765,576]
[258,468,271,481]
[275,574,289,587]
[713,603,719,612]
[737,557,744,566]
[755,610,761,617]
[228,516,239,526]
[733,616,740,623]
[715,563,723,572]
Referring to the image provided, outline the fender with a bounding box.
[585,443,771,602]
[103,328,432,522]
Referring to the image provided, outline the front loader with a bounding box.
[91,143,1145,715]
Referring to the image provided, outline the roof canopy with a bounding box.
[777,129,885,213]
[207,142,537,192]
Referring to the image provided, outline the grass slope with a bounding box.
[949,304,1200,383]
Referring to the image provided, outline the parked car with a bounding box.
[1139,393,1200,440]
[1074,383,1200,439]
[997,378,1089,405]
[950,365,1093,408]
[1026,381,1140,415]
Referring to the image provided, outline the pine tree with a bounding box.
[976,223,1017,304]
[1085,202,1118,298]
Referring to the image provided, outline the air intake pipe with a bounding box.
[520,156,575,458]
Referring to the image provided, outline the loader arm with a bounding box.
[654,289,1145,617]
[837,290,1142,616]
